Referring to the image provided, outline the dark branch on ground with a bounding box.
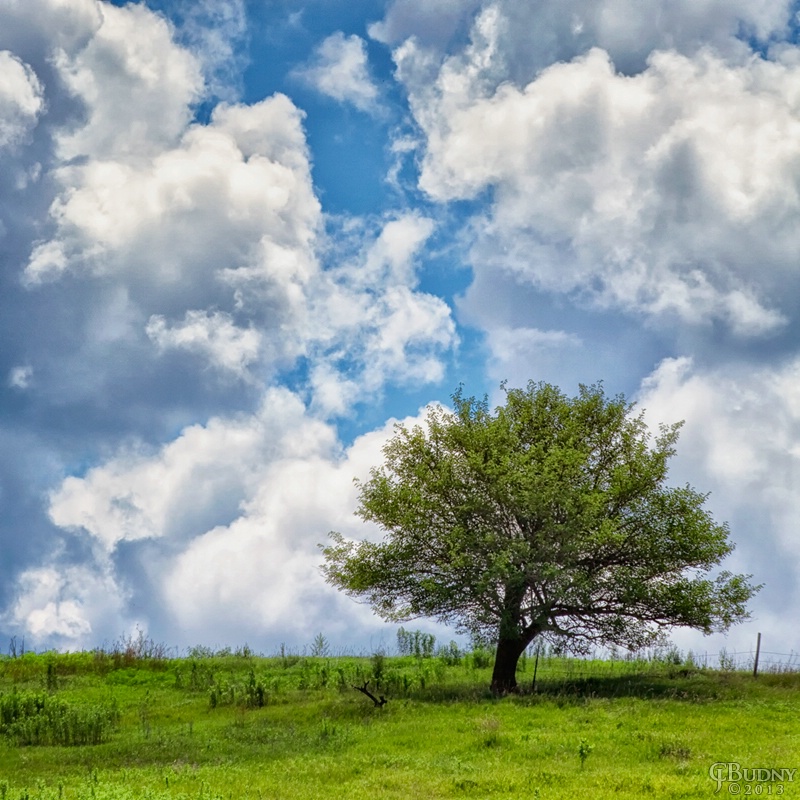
[353,680,387,707]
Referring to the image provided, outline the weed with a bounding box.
[45,660,58,692]
[278,643,300,668]
[477,716,501,747]
[718,647,736,671]
[658,739,691,760]
[470,648,493,669]
[371,651,386,687]
[0,689,119,746]
[310,633,330,658]
[578,737,593,768]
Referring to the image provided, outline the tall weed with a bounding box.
[0,689,119,746]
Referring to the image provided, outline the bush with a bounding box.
[471,648,493,670]
[0,690,119,746]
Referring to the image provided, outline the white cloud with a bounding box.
[490,327,582,362]
[27,94,319,290]
[54,2,203,161]
[293,32,379,113]
[46,389,437,644]
[374,0,792,74]
[635,356,800,650]
[369,0,482,48]
[160,409,428,643]
[8,365,33,389]
[487,327,583,388]
[361,214,436,286]
[3,565,127,647]
[309,214,457,394]
[165,0,249,100]
[0,0,102,56]
[14,1,456,403]
[395,18,800,335]
[308,363,359,417]
[0,51,44,149]
[48,388,332,550]
[23,91,321,375]
[638,357,800,494]
[146,311,262,378]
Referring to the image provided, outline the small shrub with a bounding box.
[0,690,119,746]
[371,651,386,686]
[658,739,691,760]
[718,647,738,672]
[471,648,493,669]
[310,633,330,658]
[578,738,593,769]
[279,644,300,668]
[187,645,215,659]
[245,669,267,708]
[477,716,501,748]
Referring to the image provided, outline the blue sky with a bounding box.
[2,0,800,659]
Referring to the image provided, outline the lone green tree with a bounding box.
[322,382,759,694]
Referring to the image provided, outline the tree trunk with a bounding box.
[490,635,527,695]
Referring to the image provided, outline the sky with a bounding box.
[1,0,799,661]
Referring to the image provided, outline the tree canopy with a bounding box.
[321,381,759,693]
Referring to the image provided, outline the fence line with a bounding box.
[516,636,800,678]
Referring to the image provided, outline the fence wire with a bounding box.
[517,645,800,682]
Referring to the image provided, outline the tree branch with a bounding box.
[353,681,387,707]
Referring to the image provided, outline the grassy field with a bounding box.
[0,641,798,799]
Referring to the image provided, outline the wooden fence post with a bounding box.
[753,632,762,678]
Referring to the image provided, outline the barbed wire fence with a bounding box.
[519,633,800,688]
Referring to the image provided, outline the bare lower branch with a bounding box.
[353,681,387,707]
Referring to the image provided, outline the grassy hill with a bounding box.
[0,642,797,799]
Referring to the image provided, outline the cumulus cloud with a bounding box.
[0,51,44,150]
[635,356,800,649]
[309,214,457,395]
[394,10,800,336]
[292,32,380,112]
[7,365,33,389]
[0,0,102,57]
[46,389,433,646]
[48,388,331,550]
[639,357,800,509]
[146,311,262,378]
[25,94,319,296]
[19,12,454,396]
[0,0,462,651]
[159,406,439,644]
[374,0,792,74]
[3,564,128,648]
[54,2,203,161]
[486,327,584,389]
[159,0,249,100]
[369,0,482,49]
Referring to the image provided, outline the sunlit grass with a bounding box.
[0,645,798,799]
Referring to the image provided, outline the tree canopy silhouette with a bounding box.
[322,381,759,694]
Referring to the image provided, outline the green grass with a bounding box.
[0,648,798,799]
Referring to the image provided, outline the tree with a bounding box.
[321,381,759,694]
